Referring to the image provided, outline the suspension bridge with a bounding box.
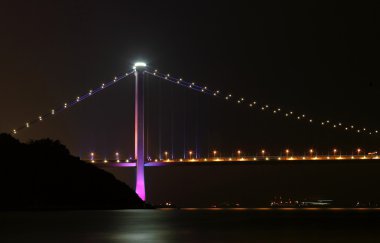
[10,62,380,201]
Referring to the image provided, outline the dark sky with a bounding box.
[1,1,379,205]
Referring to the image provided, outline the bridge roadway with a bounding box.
[86,155,380,167]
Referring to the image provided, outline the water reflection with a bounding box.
[1,209,380,243]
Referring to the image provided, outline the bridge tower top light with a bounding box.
[133,62,147,69]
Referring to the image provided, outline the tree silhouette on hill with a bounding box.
[0,133,147,210]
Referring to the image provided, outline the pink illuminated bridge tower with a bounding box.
[134,62,147,201]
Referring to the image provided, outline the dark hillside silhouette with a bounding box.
[0,133,147,210]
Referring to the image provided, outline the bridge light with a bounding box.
[213,150,217,158]
[309,149,314,156]
[64,103,67,108]
[12,129,17,134]
[76,96,80,102]
[39,116,43,121]
[357,148,361,155]
[133,62,147,68]
[26,122,29,128]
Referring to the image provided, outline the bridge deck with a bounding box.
[86,155,380,167]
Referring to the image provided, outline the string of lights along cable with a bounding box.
[145,68,379,138]
[12,70,135,135]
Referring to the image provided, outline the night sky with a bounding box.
[1,1,379,206]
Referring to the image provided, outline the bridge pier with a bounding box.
[134,62,147,201]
